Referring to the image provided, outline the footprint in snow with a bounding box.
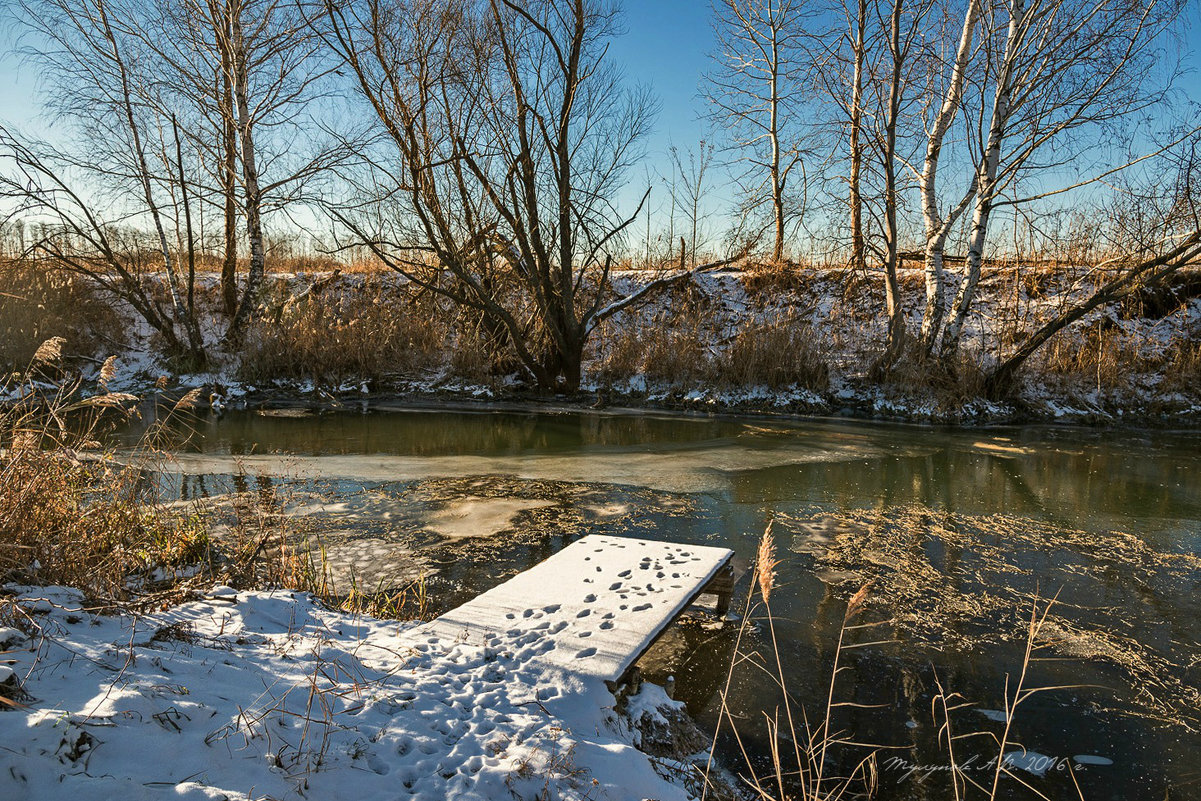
[576,647,597,658]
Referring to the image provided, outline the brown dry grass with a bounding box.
[0,260,125,370]
[883,345,989,406]
[714,314,829,391]
[239,277,447,386]
[1162,333,1201,393]
[0,351,209,605]
[1037,320,1158,391]
[2,340,429,616]
[593,318,711,386]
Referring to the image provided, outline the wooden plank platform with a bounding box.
[414,535,734,682]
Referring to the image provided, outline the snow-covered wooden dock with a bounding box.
[416,535,735,683]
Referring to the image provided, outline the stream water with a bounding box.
[124,405,1201,800]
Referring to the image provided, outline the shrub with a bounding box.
[0,347,207,603]
[714,315,829,391]
[593,309,713,386]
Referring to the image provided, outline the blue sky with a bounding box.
[612,2,716,156]
[0,1,721,154]
[0,0,724,238]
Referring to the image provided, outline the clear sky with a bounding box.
[611,2,716,156]
[0,0,725,239]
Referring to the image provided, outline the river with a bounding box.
[123,405,1201,800]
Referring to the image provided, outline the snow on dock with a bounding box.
[415,534,735,683]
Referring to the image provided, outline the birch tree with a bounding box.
[934,0,1189,357]
[915,0,982,354]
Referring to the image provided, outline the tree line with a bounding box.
[0,0,1198,393]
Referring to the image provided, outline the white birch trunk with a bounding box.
[940,0,1025,357]
[919,0,981,354]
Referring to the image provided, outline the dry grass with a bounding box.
[593,308,714,386]
[883,345,989,406]
[0,348,207,605]
[595,300,828,392]
[0,260,125,371]
[701,527,880,801]
[1163,334,1201,392]
[1038,320,1144,390]
[2,336,429,617]
[239,277,446,386]
[714,314,829,391]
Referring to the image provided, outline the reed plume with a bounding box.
[98,355,118,390]
[756,520,780,603]
[32,336,65,364]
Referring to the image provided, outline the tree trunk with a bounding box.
[940,0,1022,358]
[219,56,239,317]
[878,0,906,370]
[227,0,266,341]
[848,0,867,273]
[769,24,785,264]
[919,0,980,355]
[173,115,197,320]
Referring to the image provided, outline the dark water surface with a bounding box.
[125,406,1201,800]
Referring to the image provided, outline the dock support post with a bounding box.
[706,563,735,620]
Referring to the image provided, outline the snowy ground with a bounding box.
[0,584,705,801]
[16,267,1200,425]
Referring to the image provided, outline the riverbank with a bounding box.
[5,265,1199,428]
[0,583,723,801]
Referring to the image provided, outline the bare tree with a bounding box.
[811,0,886,272]
[666,140,716,268]
[859,0,934,369]
[321,0,735,392]
[933,0,1189,357]
[704,0,811,263]
[3,0,348,358]
[146,0,348,338]
[987,142,1201,391]
[3,0,209,363]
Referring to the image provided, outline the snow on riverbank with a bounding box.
[0,584,698,800]
[18,267,1200,426]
